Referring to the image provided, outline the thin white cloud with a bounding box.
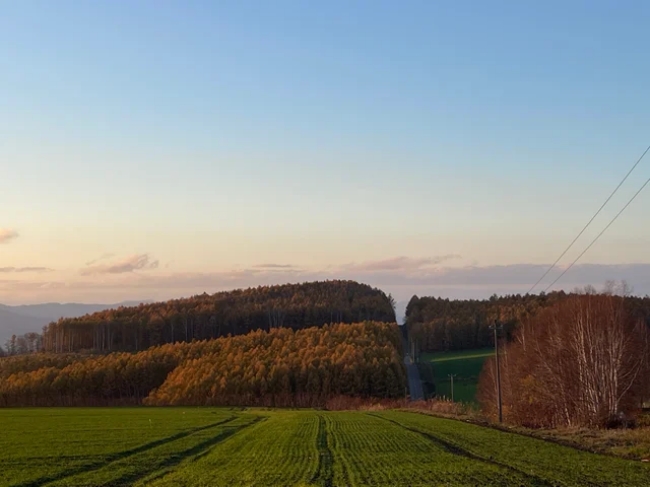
[341,255,461,272]
[253,264,298,269]
[0,229,19,244]
[0,267,52,273]
[81,254,159,275]
[85,253,116,266]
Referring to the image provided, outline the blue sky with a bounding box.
[2,1,650,304]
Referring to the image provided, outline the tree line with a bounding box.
[0,321,406,408]
[3,333,42,356]
[477,286,650,429]
[405,289,650,353]
[38,281,396,354]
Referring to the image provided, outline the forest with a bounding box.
[405,289,650,353]
[0,321,406,407]
[4,279,650,430]
[35,280,396,354]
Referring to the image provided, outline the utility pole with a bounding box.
[492,321,503,423]
[448,374,456,402]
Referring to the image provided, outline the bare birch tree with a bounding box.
[478,284,649,428]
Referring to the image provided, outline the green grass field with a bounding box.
[422,349,493,403]
[1,408,648,486]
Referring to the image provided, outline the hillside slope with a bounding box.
[0,321,406,407]
[41,280,396,353]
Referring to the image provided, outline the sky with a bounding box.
[2,1,650,306]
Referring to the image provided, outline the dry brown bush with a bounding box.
[324,395,470,416]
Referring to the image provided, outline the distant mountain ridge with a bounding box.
[0,301,150,349]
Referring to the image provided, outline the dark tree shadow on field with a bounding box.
[99,416,266,487]
[13,416,239,487]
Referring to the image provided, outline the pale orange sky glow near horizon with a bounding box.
[3,2,650,305]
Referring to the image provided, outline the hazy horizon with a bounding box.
[3,2,650,306]
[2,266,649,309]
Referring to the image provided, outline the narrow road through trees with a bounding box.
[404,354,424,400]
[400,325,424,400]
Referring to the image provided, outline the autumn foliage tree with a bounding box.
[40,281,396,353]
[0,322,406,407]
[145,321,405,407]
[478,289,650,428]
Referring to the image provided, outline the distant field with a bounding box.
[422,348,493,403]
[1,408,648,486]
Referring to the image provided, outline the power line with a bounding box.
[543,171,650,293]
[528,144,650,294]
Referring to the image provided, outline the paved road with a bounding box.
[404,354,424,401]
[399,325,424,401]
[404,348,424,401]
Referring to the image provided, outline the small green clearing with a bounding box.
[421,348,493,403]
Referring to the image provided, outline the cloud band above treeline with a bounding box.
[0,267,52,273]
[2,255,649,303]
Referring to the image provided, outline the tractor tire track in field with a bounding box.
[103,415,267,487]
[310,415,334,487]
[367,413,554,487]
[12,416,239,487]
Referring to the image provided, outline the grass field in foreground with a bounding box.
[422,348,493,403]
[0,408,648,486]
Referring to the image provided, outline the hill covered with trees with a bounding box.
[39,280,396,354]
[0,321,406,407]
